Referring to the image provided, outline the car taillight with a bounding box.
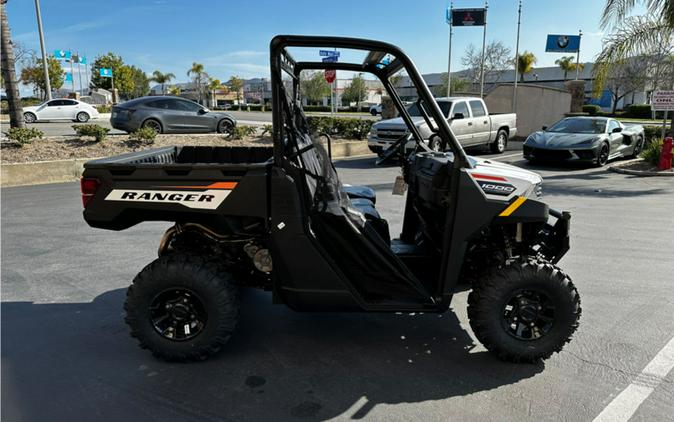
[80,177,100,208]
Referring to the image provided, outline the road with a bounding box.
[2,147,674,422]
[23,111,376,137]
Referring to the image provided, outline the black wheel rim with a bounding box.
[634,140,642,156]
[501,289,555,341]
[149,288,207,341]
[219,121,233,136]
[598,145,609,165]
[144,120,161,133]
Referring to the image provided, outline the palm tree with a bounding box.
[517,51,537,82]
[149,70,175,95]
[555,56,576,80]
[1,0,24,128]
[168,85,181,96]
[207,78,221,108]
[187,62,208,104]
[227,76,244,110]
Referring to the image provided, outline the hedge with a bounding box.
[306,116,373,140]
[582,105,601,116]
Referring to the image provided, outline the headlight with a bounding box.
[534,182,543,198]
[368,128,377,137]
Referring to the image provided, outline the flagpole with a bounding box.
[447,2,453,97]
[77,52,83,97]
[512,0,522,112]
[575,29,582,80]
[69,49,76,94]
[479,1,488,98]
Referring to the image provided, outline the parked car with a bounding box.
[523,117,645,166]
[367,97,517,155]
[369,104,382,115]
[110,96,236,135]
[23,99,99,123]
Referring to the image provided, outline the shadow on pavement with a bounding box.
[2,288,544,422]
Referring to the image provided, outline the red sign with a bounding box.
[324,69,336,83]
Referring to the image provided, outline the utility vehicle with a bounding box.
[81,36,580,363]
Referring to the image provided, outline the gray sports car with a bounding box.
[523,117,645,166]
[111,96,236,135]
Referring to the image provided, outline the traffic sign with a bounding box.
[324,69,336,84]
[545,34,581,53]
[99,68,113,78]
[319,50,340,57]
[54,50,71,60]
[652,91,674,111]
[322,56,338,63]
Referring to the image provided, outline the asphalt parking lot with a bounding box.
[2,145,673,421]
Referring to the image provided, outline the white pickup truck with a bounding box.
[368,97,517,155]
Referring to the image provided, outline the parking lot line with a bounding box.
[593,336,674,422]
[496,152,523,160]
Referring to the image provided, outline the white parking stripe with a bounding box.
[593,336,674,422]
[495,152,523,160]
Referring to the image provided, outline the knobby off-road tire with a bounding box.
[124,253,240,362]
[467,257,581,363]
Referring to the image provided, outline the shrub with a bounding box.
[303,105,332,112]
[95,104,112,113]
[625,104,652,119]
[643,126,662,142]
[230,125,258,140]
[129,126,158,144]
[640,139,663,166]
[6,127,43,146]
[306,116,373,140]
[582,105,601,116]
[72,124,110,142]
[261,124,273,136]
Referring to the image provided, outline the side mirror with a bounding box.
[612,127,622,133]
[198,108,209,114]
[452,112,464,120]
[542,125,548,131]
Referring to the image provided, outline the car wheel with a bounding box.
[124,253,240,362]
[217,119,234,137]
[142,119,163,134]
[468,257,581,362]
[490,130,508,154]
[370,109,377,116]
[628,137,643,158]
[595,142,610,167]
[76,112,90,123]
[23,112,37,124]
[428,135,443,152]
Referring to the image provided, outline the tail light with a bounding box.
[80,177,100,208]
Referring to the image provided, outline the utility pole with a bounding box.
[512,0,522,113]
[34,0,51,100]
[1,0,25,128]
[575,29,582,80]
[446,2,453,97]
[479,1,488,98]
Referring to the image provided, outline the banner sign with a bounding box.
[545,35,581,53]
[99,68,113,78]
[54,50,71,60]
[652,91,674,111]
[64,72,72,82]
[451,8,486,26]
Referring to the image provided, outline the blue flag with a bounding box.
[99,68,113,78]
[54,50,72,60]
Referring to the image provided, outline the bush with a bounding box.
[261,124,273,136]
[582,105,601,116]
[72,124,110,142]
[643,126,662,142]
[6,127,43,146]
[640,139,663,166]
[306,116,373,140]
[96,104,112,113]
[303,105,332,112]
[128,126,158,144]
[230,125,258,140]
[625,104,652,119]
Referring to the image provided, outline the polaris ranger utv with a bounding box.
[81,36,580,363]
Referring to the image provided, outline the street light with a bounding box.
[34,0,51,100]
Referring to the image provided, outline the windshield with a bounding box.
[407,101,452,118]
[547,118,606,134]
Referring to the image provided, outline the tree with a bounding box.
[434,73,470,96]
[605,58,649,113]
[461,41,513,86]
[129,66,149,98]
[300,71,330,104]
[187,62,208,104]
[1,0,24,128]
[207,78,221,108]
[168,85,181,96]
[149,70,175,95]
[20,57,64,99]
[227,76,244,109]
[91,53,134,98]
[555,56,576,80]
[342,74,368,108]
[517,51,537,82]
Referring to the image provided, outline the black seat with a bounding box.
[343,184,376,204]
[349,198,390,244]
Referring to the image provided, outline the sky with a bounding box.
[5,0,643,91]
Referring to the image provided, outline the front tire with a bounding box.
[595,142,610,167]
[124,253,240,362]
[468,257,581,363]
[490,129,508,154]
[217,119,234,137]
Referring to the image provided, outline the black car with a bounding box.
[523,117,645,166]
[111,96,236,135]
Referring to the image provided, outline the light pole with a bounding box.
[575,29,583,80]
[512,0,522,112]
[34,0,51,100]
[479,1,488,98]
[446,2,453,97]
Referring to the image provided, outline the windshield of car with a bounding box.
[407,101,452,118]
[547,118,606,134]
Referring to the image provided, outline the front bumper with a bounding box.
[523,144,600,163]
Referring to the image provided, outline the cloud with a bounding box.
[585,31,605,38]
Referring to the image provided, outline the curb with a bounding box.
[607,158,674,177]
[0,141,373,187]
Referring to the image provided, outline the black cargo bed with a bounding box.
[84,146,273,168]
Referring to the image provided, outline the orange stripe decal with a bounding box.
[158,182,238,190]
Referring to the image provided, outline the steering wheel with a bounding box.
[375,133,413,166]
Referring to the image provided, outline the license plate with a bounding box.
[112,112,117,118]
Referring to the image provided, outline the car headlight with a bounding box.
[534,182,543,198]
[368,128,377,137]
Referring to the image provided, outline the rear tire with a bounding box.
[467,257,581,363]
[76,112,90,123]
[142,119,163,134]
[490,129,508,154]
[628,137,643,158]
[23,112,37,123]
[124,253,240,362]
